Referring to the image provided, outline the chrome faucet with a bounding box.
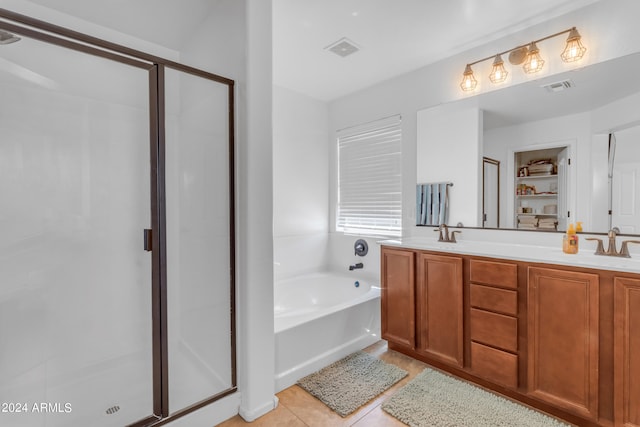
[586,228,640,258]
[435,224,460,243]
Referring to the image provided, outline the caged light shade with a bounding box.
[460,64,477,91]
[488,54,508,83]
[523,42,545,74]
[561,27,587,62]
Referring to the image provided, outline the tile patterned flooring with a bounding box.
[216,341,426,427]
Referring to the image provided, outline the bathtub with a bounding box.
[274,271,381,391]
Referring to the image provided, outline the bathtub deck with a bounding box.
[216,340,427,427]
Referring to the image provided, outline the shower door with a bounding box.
[0,29,157,427]
[164,66,235,414]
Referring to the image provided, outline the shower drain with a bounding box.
[105,405,120,415]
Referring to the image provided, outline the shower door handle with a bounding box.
[144,229,152,252]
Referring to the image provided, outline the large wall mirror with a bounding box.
[417,52,640,236]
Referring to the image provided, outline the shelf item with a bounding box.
[528,163,554,175]
[517,174,557,181]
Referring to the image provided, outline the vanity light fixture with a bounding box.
[458,26,586,92]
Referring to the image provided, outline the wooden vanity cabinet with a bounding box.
[527,267,600,420]
[614,277,640,427]
[380,248,464,367]
[380,248,415,348]
[415,252,463,367]
[379,245,639,426]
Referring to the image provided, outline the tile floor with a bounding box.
[216,341,426,427]
[216,340,574,427]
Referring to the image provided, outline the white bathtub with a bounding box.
[274,271,381,391]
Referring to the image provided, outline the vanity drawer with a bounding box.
[470,308,518,352]
[471,341,518,389]
[470,259,517,289]
[470,284,517,316]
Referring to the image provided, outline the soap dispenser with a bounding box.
[563,223,579,254]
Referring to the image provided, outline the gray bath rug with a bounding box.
[297,351,408,417]
[382,369,570,427]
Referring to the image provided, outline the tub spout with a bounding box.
[349,262,364,271]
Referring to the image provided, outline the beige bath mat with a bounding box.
[297,351,407,417]
[382,368,570,427]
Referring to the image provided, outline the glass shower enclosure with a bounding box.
[0,10,235,427]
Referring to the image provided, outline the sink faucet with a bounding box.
[586,228,640,258]
[434,224,461,243]
[606,228,618,255]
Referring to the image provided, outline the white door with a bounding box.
[612,163,640,234]
[611,126,640,234]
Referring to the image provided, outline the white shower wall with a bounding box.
[273,86,330,280]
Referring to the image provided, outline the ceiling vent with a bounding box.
[541,79,575,93]
[325,37,360,58]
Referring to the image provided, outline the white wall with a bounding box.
[272,85,330,280]
[417,106,482,228]
[328,0,640,243]
[233,0,276,423]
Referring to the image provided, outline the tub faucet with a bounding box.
[349,262,364,271]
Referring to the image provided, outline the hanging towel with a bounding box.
[416,182,452,226]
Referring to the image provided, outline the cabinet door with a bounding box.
[416,253,463,367]
[614,277,640,427]
[528,267,599,420]
[381,248,415,348]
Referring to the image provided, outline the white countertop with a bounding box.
[378,237,640,274]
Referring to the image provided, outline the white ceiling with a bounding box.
[19,0,600,102]
[273,0,600,101]
[23,0,219,51]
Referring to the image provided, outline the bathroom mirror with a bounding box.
[416,52,640,235]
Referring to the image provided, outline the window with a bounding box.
[337,115,402,237]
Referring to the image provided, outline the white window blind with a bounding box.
[337,115,402,237]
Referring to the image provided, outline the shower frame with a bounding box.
[0,8,237,427]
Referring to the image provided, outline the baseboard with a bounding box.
[239,395,279,422]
